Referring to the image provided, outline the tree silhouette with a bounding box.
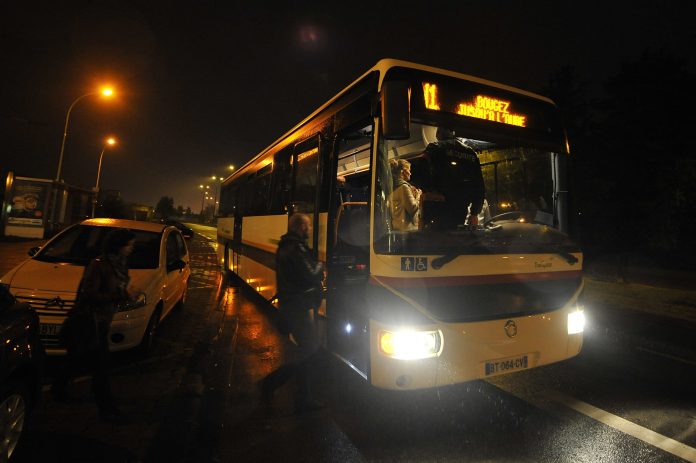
[599,48,696,271]
[548,48,696,273]
[154,196,176,219]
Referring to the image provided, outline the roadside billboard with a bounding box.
[3,173,52,238]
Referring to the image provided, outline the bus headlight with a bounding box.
[567,310,585,335]
[378,329,443,360]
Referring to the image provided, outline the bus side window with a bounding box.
[270,147,293,213]
[293,141,320,214]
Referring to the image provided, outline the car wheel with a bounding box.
[175,281,189,310]
[0,380,28,461]
[139,306,162,354]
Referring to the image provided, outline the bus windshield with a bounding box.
[374,122,575,255]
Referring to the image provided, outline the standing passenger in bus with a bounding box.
[423,127,485,229]
[389,159,422,231]
[259,213,325,413]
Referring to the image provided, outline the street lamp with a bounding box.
[92,136,117,217]
[56,86,115,182]
[211,175,223,216]
[199,184,210,215]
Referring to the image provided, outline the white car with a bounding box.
[0,218,190,354]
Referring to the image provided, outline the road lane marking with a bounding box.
[549,390,696,463]
[635,346,696,366]
[489,380,696,462]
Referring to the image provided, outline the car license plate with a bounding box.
[40,323,62,336]
[485,354,528,376]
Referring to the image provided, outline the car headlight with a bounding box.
[567,310,585,335]
[378,329,443,360]
[116,292,147,312]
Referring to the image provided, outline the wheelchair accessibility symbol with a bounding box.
[401,257,428,272]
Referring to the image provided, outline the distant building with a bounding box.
[102,189,121,201]
[130,204,153,221]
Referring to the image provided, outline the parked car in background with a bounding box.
[161,220,194,239]
[0,218,190,355]
[0,284,44,461]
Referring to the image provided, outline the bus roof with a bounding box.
[224,58,557,184]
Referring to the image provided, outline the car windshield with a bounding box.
[34,225,161,269]
[374,122,573,255]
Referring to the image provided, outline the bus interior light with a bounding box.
[568,310,585,335]
[378,329,443,360]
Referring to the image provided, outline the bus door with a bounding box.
[326,126,373,379]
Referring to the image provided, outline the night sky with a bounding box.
[2,1,693,211]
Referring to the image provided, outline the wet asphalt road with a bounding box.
[4,226,696,462]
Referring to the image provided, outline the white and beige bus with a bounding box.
[217,59,585,390]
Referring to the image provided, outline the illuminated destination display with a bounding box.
[422,82,527,127]
[423,82,440,110]
[297,147,318,162]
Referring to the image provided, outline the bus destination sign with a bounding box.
[423,82,527,128]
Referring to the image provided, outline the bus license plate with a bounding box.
[40,323,62,336]
[485,354,528,376]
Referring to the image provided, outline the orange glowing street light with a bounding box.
[211,175,223,215]
[199,184,211,214]
[55,85,116,182]
[92,136,118,217]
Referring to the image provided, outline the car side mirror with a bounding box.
[381,81,411,140]
[28,247,40,257]
[167,259,187,272]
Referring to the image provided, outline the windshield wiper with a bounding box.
[431,235,485,270]
[555,251,579,265]
[431,231,578,270]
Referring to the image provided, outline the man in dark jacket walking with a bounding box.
[259,213,325,413]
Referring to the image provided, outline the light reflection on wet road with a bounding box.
[12,224,695,462]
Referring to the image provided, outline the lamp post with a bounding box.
[199,184,210,215]
[211,175,223,216]
[92,137,117,217]
[50,86,114,229]
[56,86,115,182]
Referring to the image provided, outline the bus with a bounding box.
[217,59,584,390]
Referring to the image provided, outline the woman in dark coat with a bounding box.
[52,228,138,422]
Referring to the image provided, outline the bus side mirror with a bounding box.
[381,81,410,140]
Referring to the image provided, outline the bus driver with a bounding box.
[422,127,485,229]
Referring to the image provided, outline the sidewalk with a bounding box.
[583,254,696,324]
